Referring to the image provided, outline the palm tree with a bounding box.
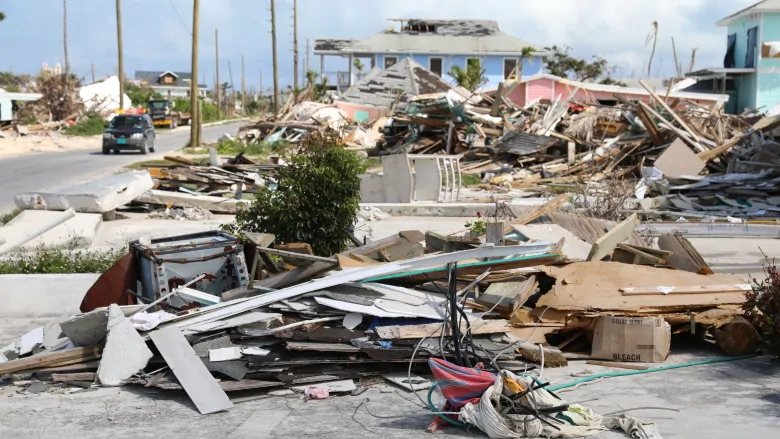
[305,69,319,86]
[646,21,659,76]
[516,46,535,79]
[448,59,487,91]
[353,58,364,74]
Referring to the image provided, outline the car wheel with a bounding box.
[102,146,109,155]
[140,139,149,155]
[113,150,119,154]
[150,138,156,153]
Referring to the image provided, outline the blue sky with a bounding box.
[0,0,758,91]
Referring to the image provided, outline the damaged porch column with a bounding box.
[348,53,354,87]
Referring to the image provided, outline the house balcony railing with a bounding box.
[319,71,370,89]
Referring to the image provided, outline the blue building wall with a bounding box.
[759,13,780,110]
[726,15,761,68]
[375,53,544,88]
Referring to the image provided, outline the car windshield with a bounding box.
[149,101,169,109]
[109,116,144,129]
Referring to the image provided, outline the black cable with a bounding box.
[447,263,466,366]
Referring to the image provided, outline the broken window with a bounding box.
[746,27,758,68]
[384,57,397,69]
[430,57,443,76]
[724,33,737,68]
[504,58,518,79]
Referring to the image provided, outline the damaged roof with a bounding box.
[314,19,544,56]
[313,39,356,53]
[488,131,558,156]
[338,58,452,110]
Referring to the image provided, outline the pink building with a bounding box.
[504,74,729,109]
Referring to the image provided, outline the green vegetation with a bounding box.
[465,219,486,236]
[225,133,365,256]
[743,258,780,358]
[0,208,22,225]
[0,72,31,92]
[125,83,163,107]
[65,114,107,136]
[448,59,487,91]
[364,157,382,169]
[461,173,482,186]
[543,45,626,86]
[0,244,125,274]
[183,138,288,158]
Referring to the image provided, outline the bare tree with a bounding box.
[646,21,658,76]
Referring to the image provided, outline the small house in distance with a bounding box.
[133,71,208,99]
[0,89,42,123]
[687,0,780,114]
[314,19,549,91]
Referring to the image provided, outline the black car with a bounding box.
[102,114,157,154]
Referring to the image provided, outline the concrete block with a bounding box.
[18,326,44,356]
[43,322,67,349]
[0,210,102,249]
[59,309,109,347]
[97,304,153,387]
[15,171,154,213]
[359,174,385,203]
[0,274,100,319]
[134,189,250,213]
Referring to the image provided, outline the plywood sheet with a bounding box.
[654,139,706,179]
[536,262,748,312]
[513,224,591,260]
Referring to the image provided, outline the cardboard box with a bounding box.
[591,316,671,363]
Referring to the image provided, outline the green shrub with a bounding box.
[0,208,22,225]
[0,244,125,274]
[743,257,780,358]
[125,83,162,107]
[65,115,107,136]
[225,132,364,256]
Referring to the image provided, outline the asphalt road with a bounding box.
[0,122,244,213]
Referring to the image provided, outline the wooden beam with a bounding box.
[587,213,639,261]
[257,247,337,264]
[0,346,102,375]
[52,372,96,382]
[639,79,703,144]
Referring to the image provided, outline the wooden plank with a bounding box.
[275,242,314,255]
[0,346,102,375]
[639,79,704,145]
[375,319,509,340]
[378,241,425,262]
[507,194,570,233]
[658,233,713,274]
[149,326,233,415]
[587,214,639,262]
[620,284,752,295]
[164,156,198,166]
[477,277,537,316]
[52,372,96,382]
[491,82,505,117]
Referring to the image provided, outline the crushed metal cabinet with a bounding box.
[132,231,249,306]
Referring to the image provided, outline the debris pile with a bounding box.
[0,206,760,425]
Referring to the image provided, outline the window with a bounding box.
[503,58,518,80]
[162,75,174,84]
[466,58,481,74]
[746,27,758,68]
[384,56,397,69]
[429,57,443,76]
[724,33,737,68]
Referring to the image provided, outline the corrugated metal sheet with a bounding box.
[488,131,557,156]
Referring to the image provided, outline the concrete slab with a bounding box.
[363,198,549,217]
[15,171,154,213]
[59,309,109,347]
[97,304,153,387]
[0,209,102,248]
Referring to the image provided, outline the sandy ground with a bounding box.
[0,132,100,159]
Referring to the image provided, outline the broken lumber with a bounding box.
[586,214,639,262]
[0,346,103,375]
[374,319,509,340]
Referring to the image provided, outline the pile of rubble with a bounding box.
[0,202,760,422]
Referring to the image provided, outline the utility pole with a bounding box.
[305,39,310,82]
[293,0,299,93]
[270,0,279,114]
[115,0,125,109]
[91,63,95,83]
[259,71,263,96]
[63,0,69,91]
[241,55,246,114]
[189,0,200,149]
[215,28,221,120]
[228,59,235,116]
